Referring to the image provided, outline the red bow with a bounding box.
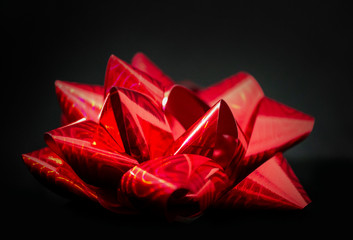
[22,52,314,221]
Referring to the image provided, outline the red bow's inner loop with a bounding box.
[165,100,248,185]
[101,87,174,162]
[198,72,264,141]
[99,90,129,154]
[213,101,249,185]
[44,119,138,187]
[163,85,210,140]
[120,154,228,221]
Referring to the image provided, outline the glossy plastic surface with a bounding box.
[163,85,210,139]
[55,80,104,124]
[22,147,137,214]
[44,119,138,187]
[100,87,174,162]
[22,52,314,221]
[104,54,166,106]
[166,100,247,185]
[245,97,315,163]
[22,147,98,201]
[198,72,264,140]
[216,153,311,209]
[131,52,174,89]
[121,154,228,220]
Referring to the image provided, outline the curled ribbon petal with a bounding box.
[198,72,264,140]
[104,54,166,106]
[131,52,174,89]
[166,99,247,185]
[55,80,104,124]
[44,119,138,187]
[163,85,210,139]
[22,147,137,214]
[99,90,128,151]
[22,147,98,201]
[100,87,174,162]
[245,97,315,163]
[216,153,311,209]
[120,154,228,221]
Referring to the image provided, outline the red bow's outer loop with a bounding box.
[215,153,311,209]
[22,147,138,214]
[55,80,104,124]
[44,119,138,187]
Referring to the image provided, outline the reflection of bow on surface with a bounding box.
[22,52,314,221]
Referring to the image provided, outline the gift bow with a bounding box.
[22,53,314,221]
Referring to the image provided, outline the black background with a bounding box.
[3,1,353,238]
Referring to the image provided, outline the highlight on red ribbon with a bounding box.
[22,52,314,221]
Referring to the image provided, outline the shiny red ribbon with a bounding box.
[22,52,314,221]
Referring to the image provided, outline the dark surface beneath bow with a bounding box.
[5,155,352,237]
